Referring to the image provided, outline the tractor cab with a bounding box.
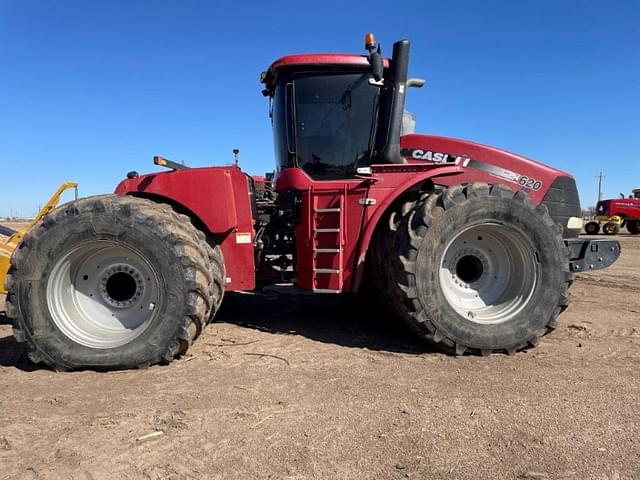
[257,35,425,292]
[261,34,422,181]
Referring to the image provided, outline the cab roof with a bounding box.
[262,53,390,87]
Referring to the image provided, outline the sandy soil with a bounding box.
[0,232,638,480]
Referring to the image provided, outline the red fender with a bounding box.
[114,166,256,291]
[351,164,464,289]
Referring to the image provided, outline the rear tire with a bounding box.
[385,183,572,355]
[584,221,600,235]
[626,219,640,235]
[5,195,224,370]
[603,222,620,235]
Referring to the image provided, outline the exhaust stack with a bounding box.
[381,39,410,164]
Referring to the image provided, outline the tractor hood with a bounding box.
[399,133,572,203]
[398,133,582,237]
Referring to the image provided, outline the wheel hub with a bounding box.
[446,246,491,290]
[455,255,484,284]
[99,264,145,308]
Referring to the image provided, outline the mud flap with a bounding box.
[565,239,621,272]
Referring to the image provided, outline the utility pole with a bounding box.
[596,171,605,202]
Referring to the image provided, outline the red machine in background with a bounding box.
[4,34,621,370]
[585,189,640,235]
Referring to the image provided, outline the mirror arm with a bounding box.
[407,78,426,88]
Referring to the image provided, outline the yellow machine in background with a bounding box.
[0,182,78,294]
[594,215,624,235]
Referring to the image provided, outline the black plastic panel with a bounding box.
[542,176,581,238]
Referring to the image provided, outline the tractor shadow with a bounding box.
[0,312,36,371]
[0,288,435,371]
[217,288,434,355]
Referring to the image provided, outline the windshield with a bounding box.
[596,200,609,215]
[293,72,379,180]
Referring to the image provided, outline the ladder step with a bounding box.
[311,192,345,292]
[315,208,341,213]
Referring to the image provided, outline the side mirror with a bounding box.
[370,51,384,82]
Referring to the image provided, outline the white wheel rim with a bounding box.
[47,241,161,348]
[439,223,538,325]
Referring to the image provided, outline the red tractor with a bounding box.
[584,189,640,235]
[3,35,621,370]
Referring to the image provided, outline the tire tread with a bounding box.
[7,194,224,370]
[375,183,571,355]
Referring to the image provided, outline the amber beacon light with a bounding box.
[364,32,377,52]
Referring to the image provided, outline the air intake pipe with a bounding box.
[381,39,410,164]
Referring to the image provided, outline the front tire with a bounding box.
[5,195,224,370]
[387,183,572,355]
[584,221,600,235]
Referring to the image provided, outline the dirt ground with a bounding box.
[0,230,638,480]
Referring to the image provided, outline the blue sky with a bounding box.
[1,0,638,217]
